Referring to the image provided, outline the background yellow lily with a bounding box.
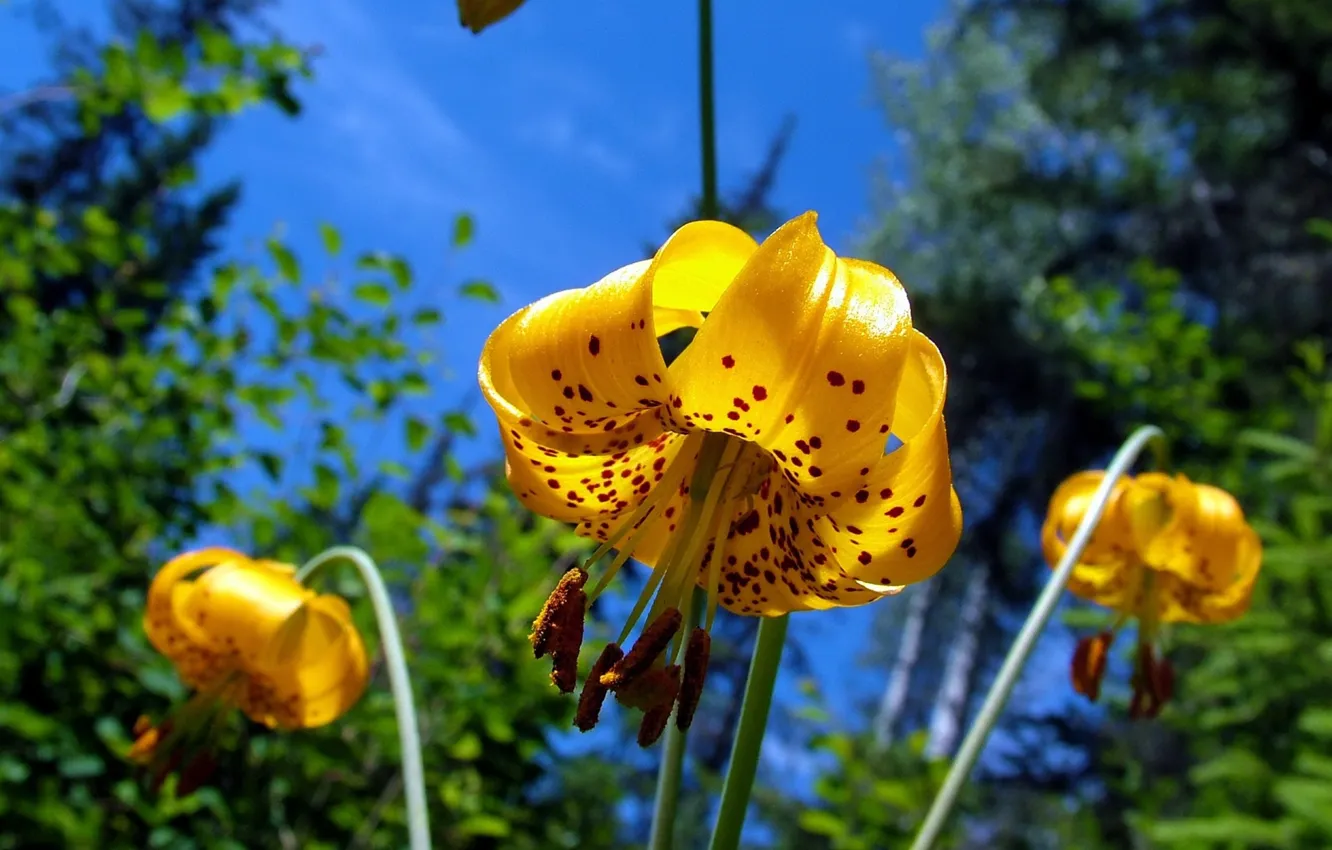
[1041,471,1262,715]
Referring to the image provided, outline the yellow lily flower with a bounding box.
[478,212,963,745]
[457,0,526,33]
[132,548,369,791]
[1042,471,1262,718]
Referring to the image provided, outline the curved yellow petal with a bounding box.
[799,331,962,586]
[144,548,250,685]
[477,219,755,436]
[1157,524,1262,624]
[182,559,311,667]
[247,597,370,728]
[1040,471,1141,609]
[649,220,758,314]
[665,213,917,505]
[1180,481,1254,590]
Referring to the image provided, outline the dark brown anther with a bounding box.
[1129,642,1173,720]
[1070,631,1112,703]
[676,628,711,731]
[530,567,588,659]
[574,643,624,732]
[636,666,682,748]
[600,608,683,690]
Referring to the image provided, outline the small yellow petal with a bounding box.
[649,220,758,314]
[665,212,916,505]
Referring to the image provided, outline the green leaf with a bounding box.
[352,282,392,306]
[449,731,483,761]
[319,222,342,255]
[443,411,477,437]
[452,213,475,248]
[142,79,191,122]
[405,416,431,451]
[411,307,443,326]
[256,452,283,482]
[799,809,847,838]
[266,239,301,282]
[1300,708,1332,738]
[457,814,510,838]
[459,279,500,303]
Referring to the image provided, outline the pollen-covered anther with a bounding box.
[635,666,682,748]
[599,607,683,690]
[530,566,588,659]
[574,643,624,732]
[676,628,711,731]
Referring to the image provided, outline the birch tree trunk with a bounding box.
[872,578,937,747]
[925,565,990,758]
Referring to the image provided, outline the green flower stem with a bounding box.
[698,0,718,220]
[708,613,790,850]
[649,587,708,850]
[297,546,431,850]
[909,425,1168,850]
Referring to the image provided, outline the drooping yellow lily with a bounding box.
[1042,471,1262,718]
[132,548,369,791]
[479,212,963,745]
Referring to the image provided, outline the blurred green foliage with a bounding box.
[0,3,620,847]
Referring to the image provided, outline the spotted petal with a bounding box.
[478,221,757,526]
[1041,471,1143,607]
[1157,523,1262,624]
[664,212,916,507]
[798,330,962,587]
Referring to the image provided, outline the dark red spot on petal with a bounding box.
[551,369,562,380]
[809,436,822,449]
[855,490,869,504]
[846,420,861,432]
[635,374,649,386]
[852,379,865,394]
[722,355,735,368]
[827,371,845,386]
[809,466,822,477]
[578,385,594,402]
[588,336,601,355]
[858,551,872,565]
[753,385,768,401]
[563,386,575,399]
[914,494,928,507]
[784,414,795,424]
[887,506,904,518]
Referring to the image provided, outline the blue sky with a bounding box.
[9,0,1114,792]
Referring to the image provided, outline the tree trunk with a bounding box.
[872,578,937,747]
[925,566,989,759]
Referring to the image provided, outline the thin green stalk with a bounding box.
[909,425,1168,850]
[297,546,430,850]
[644,0,721,841]
[649,587,707,850]
[697,0,718,220]
[708,614,790,850]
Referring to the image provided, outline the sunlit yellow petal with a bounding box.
[1041,471,1143,609]
[649,220,758,314]
[653,306,703,334]
[788,331,961,588]
[664,213,916,505]
[182,559,311,666]
[144,548,249,668]
[249,598,370,728]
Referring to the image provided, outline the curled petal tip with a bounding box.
[853,579,907,596]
